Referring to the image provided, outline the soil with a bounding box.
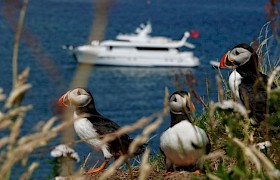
[84,168,206,180]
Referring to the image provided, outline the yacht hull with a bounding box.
[73,48,200,67]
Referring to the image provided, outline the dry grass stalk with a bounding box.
[267,66,280,93]
[128,116,163,155]
[12,0,28,88]
[138,148,152,180]
[217,68,231,97]
[0,120,13,130]
[232,137,262,172]
[20,162,39,180]
[42,116,58,133]
[201,149,226,162]
[9,113,24,148]
[256,22,280,75]
[163,87,170,115]
[0,105,32,122]
[250,146,280,179]
[216,75,224,103]
[257,21,279,74]
[5,83,32,109]
[80,153,91,172]
[17,117,57,146]
[0,88,6,101]
[0,137,10,149]
[0,119,72,176]
[15,68,30,88]
[98,156,127,180]
[207,173,223,180]
[100,116,152,146]
[191,89,209,111]
[208,102,219,132]
[5,67,32,108]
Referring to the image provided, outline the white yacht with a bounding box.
[64,22,200,67]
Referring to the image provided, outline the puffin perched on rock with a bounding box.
[160,91,211,173]
[219,43,277,124]
[58,87,145,173]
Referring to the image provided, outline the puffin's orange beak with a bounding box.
[58,92,70,107]
[183,95,196,113]
[219,51,229,68]
[188,98,196,113]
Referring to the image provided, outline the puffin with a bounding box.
[58,87,145,173]
[219,43,277,124]
[160,91,211,173]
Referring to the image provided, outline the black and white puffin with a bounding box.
[160,91,211,173]
[58,87,145,173]
[219,43,277,124]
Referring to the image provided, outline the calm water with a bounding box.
[0,0,271,178]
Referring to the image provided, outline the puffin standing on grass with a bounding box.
[219,43,277,124]
[58,87,145,173]
[160,91,211,173]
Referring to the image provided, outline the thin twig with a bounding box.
[12,0,28,88]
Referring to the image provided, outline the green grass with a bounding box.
[149,152,166,173]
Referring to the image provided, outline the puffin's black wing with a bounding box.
[87,115,130,138]
[87,115,139,157]
[239,73,276,122]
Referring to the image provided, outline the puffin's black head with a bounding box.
[169,91,195,114]
[219,43,258,69]
[58,87,94,108]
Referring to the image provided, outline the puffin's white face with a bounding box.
[169,92,195,114]
[68,88,92,107]
[220,46,252,68]
[228,47,251,66]
[58,88,92,107]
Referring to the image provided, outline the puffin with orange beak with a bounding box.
[58,88,145,173]
[219,43,277,124]
[160,91,211,173]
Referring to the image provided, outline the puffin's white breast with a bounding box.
[74,118,103,149]
[229,70,242,101]
[74,117,113,158]
[160,120,209,166]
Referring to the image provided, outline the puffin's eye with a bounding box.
[235,50,240,55]
[174,97,177,102]
[77,90,81,95]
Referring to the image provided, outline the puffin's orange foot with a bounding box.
[162,171,172,177]
[192,170,201,175]
[86,159,109,174]
[86,167,105,174]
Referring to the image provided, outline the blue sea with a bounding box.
[0,0,274,179]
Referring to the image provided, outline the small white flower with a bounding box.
[54,176,67,180]
[256,141,272,150]
[51,144,80,162]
